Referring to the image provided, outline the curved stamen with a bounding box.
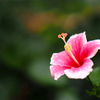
[58,33,80,67]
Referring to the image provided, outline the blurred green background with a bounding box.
[0,0,100,100]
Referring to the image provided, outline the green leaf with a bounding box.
[85,88,96,96]
[89,67,100,86]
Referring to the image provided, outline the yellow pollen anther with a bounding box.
[64,44,72,53]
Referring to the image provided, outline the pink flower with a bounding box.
[50,32,100,80]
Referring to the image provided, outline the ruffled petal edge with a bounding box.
[64,59,93,79]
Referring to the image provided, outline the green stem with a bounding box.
[86,76,95,88]
[86,76,100,98]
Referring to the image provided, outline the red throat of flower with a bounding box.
[58,33,80,67]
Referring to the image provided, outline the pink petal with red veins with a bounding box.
[80,40,100,60]
[64,59,93,79]
[50,65,70,80]
[67,32,87,63]
[50,51,78,67]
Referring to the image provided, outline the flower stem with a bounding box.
[86,76,94,87]
[86,76,100,98]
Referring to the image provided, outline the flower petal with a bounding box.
[64,59,93,79]
[50,51,78,67]
[50,65,70,80]
[80,40,100,60]
[67,32,87,62]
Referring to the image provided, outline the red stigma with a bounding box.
[58,33,68,38]
[63,33,67,37]
[58,34,61,38]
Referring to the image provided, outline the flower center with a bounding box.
[58,33,80,67]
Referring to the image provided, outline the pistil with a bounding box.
[58,33,80,67]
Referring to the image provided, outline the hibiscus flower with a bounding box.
[50,32,100,80]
